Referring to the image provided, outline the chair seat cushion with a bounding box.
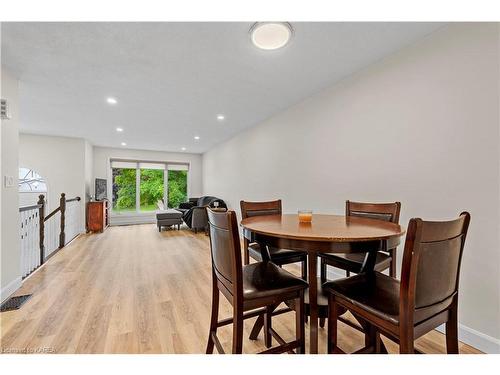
[320,252,392,272]
[324,272,456,326]
[323,272,401,325]
[243,262,308,301]
[248,243,307,263]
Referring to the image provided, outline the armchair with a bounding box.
[179,196,227,232]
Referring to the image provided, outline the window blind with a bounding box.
[167,164,189,171]
[110,161,137,169]
[138,162,165,170]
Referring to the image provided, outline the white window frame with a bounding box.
[108,158,190,217]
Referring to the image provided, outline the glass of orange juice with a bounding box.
[298,210,313,223]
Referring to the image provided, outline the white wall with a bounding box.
[84,139,94,204]
[1,67,21,302]
[93,146,203,224]
[203,23,500,352]
[19,134,87,232]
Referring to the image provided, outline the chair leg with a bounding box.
[295,292,305,354]
[248,304,276,342]
[319,317,326,328]
[232,307,244,354]
[346,270,350,277]
[446,303,459,354]
[327,294,339,354]
[366,325,383,353]
[243,238,250,265]
[264,306,272,348]
[320,258,327,282]
[206,285,220,354]
[301,258,308,280]
[249,315,263,340]
[389,249,397,278]
[399,332,414,354]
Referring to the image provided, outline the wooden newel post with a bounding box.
[59,193,66,248]
[38,194,45,265]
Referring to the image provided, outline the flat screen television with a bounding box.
[95,178,107,201]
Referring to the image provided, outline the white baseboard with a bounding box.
[0,276,22,303]
[110,214,156,226]
[435,323,500,354]
[324,268,500,353]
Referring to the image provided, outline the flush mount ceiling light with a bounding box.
[116,127,123,132]
[216,114,225,121]
[250,22,293,50]
[194,136,200,140]
[181,147,186,151]
[106,97,117,105]
[121,142,127,146]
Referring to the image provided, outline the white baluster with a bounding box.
[28,213,32,273]
[26,213,29,275]
[20,212,24,277]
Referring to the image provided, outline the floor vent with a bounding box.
[0,294,33,312]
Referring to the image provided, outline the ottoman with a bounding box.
[156,209,183,231]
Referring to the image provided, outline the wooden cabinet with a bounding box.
[86,200,109,233]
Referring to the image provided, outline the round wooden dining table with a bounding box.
[240,213,405,354]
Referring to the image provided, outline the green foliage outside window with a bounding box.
[139,169,164,211]
[113,168,187,211]
[167,170,187,208]
[113,168,136,211]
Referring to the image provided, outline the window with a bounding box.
[19,168,47,192]
[112,163,136,213]
[110,160,189,214]
[19,168,48,207]
[167,167,188,208]
[139,163,164,212]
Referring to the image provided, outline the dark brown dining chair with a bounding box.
[320,201,401,281]
[324,212,470,354]
[206,208,307,354]
[240,200,308,279]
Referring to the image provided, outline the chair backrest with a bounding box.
[207,208,243,297]
[240,199,282,219]
[400,212,470,318]
[345,200,401,224]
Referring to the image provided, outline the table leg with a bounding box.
[308,252,319,354]
[249,315,264,340]
[257,240,271,262]
[359,243,379,273]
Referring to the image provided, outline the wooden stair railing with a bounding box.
[19,193,81,278]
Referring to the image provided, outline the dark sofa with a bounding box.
[178,196,227,232]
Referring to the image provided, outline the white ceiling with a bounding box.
[1,22,444,153]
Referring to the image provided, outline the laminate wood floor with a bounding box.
[0,224,482,354]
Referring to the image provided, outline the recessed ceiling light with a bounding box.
[121,142,127,146]
[194,136,200,140]
[217,114,225,121]
[116,127,123,132]
[250,22,293,50]
[106,97,117,105]
[181,147,186,151]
